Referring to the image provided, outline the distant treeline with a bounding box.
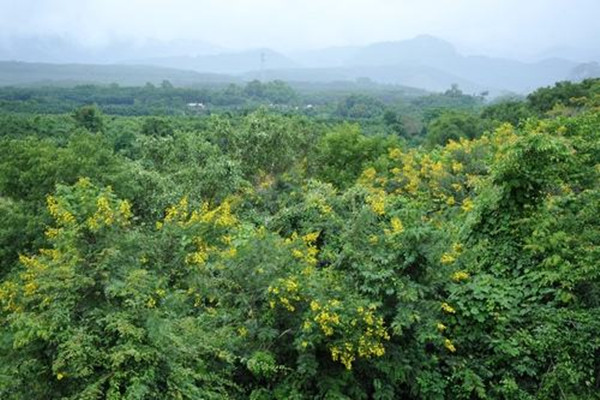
[1,78,599,145]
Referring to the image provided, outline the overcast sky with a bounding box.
[1,0,599,58]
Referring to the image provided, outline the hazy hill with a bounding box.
[568,62,600,81]
[0,36,222,64]
[280,36,580,93]
[350,35,459,66]
[0,61,237,87]
[1,34,597,94]
[244,64,481,94]
[129,48,298,75]
[291,46,361,68]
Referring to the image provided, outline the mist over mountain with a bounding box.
[128,48,298,75]
[0,36,222,64]
[0,61,236,87]
[0,34,598,95]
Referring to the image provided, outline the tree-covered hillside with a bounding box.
[1,79,599,399]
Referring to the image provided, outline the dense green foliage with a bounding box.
[1,79,600,399]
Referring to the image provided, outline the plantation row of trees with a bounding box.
[0,79,599,398]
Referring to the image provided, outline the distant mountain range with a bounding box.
[1,34,599,94]
[0,36,223,64]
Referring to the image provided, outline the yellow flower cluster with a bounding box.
[491,123,518,153]
[160,197,238,229]
[44,228,61,239]
[301,232,319,266]
[444,338,457,352]
[19,254,49,297]
[313,302,341,336]
[388,147,403,161]
[299,301,391,370]
[461,198,474,213]
[398,150,421,195]
[0,281,20,312]
[47,195,76,226]
[237,326,248,337]
[451,161,464,173]
[305,300,341,334]
[164,196,189,224]
[268,277,302,312]
[361,144,472,209]
[306,191,333,215]
[159,197,240,271]
[302,231,320,244]
[440,253,456,265]
[330,343,356,370]
[441,242,463,265]
[146,288,166,309]
[87,195,132,231]
[384,216,404,236]
[355,306,389,360]
[367,190,386,215]
[324,305,389,370]
[287,231,320,268]
[118,200,133,222]
[361,167,377,182]
[185,238,215,267]
[441,302,456,314]
[451,271,470,282]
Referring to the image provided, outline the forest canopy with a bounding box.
[1,78,600,399]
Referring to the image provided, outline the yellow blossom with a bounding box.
[451,161,464,173]
[444,338,457,352]
[362,167,377,181]
[388,147,403,160]
[303,320,313,331]
[367,192,386,215]
[452,271,470,282]
[440,253,456,265]
[441,302,456,314]
[292,249,304,259]
[47,195,76,225]
[461,198,474,212]
[237,326,248,337]
[451,183,463,192]
[452,243,463,253]
[310,300,320,311]
[118,200,133,224]
[389,217,404,234]
[302,231,320,244]
[45,228,61,239]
